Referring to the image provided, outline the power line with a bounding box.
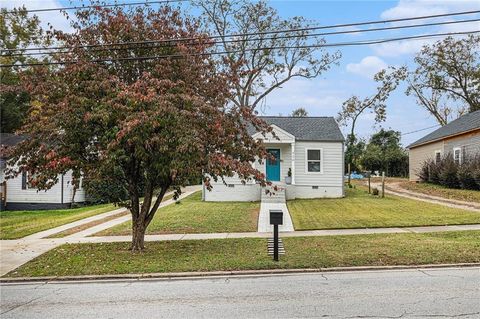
[2,30,478,68]
[401,124,441,136]
[2,0,190,14]
[2,9,479,53]
[6,17,480,57]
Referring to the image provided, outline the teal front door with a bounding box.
[266,149,281,181]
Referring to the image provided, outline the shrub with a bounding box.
[439,156,458,188]
[372,187,379,196]
[457,165,478,190]
[418,152,480,190]
[83,178,129,204]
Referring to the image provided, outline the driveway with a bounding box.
[2,267,479,318]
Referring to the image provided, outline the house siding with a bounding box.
[408,129,480,181]
[408,140,444,181]
[203,139,344,201]
[2,170,86,210]
[443,130,480,158]
[294,141,343,187]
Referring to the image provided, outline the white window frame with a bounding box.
[453,147,462,165]
[434,150,442,164]
[305,148,323,174]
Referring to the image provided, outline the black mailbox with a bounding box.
[269,210,283,225]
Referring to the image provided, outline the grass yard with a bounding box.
[0,204,117,240]
[288,188,480,230]
[6,231,480,277]
[398,181,480,204]
[97,191,259,236]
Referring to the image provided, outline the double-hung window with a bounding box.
[306,149,323,173]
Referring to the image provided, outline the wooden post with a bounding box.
[381,171,385,198]
[347,163,351,185]
[368,174,371,194]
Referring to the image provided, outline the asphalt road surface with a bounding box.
[1,267,479,318]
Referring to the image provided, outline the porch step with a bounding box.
[261,183,286,204]
[267,238,285,255]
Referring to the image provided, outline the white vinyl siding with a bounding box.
[5,169,85,204]
[294,141,343,187]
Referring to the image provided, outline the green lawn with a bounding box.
[398,181,480,204]
[6,231,480,277]
[288,188,480,230]
[0,204,117,240]
[97,191,259,236]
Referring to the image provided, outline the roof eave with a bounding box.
[407,127,480,149]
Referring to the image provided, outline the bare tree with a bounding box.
[405,72,466,126]
[195,0,341,111]
[337,67,407,145]
[337,67,407,178]
[405,35,479,123]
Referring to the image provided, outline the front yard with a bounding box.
[7,231,480,277]
[288,188,480,230]
[0,204,117,240]
[97,191,260,236]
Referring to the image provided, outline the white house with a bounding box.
[0,133,86,210]
[203,116,345,202]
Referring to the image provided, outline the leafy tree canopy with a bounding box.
[0,7,47,133]
[291,107,308,117]
[360,129,408,177]
[6,4,270,251]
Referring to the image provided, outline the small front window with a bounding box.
[307,149,322,173]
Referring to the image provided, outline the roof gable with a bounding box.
[408,110,480,148]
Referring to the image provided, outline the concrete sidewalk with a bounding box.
[63,223,480,244]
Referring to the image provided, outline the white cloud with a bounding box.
[346,56,388,78]
[2,0,73,33]
[381,0,480,20]
[373,0,480,57]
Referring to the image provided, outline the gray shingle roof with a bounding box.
[248,116,344,142]
[408,110,480,148]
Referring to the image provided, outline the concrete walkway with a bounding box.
[372,182,480,212]
[257,202,294,232]
[0,186,201,276]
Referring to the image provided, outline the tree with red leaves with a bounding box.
[7,4,270,251]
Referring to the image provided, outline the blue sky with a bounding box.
[4,0,480,146]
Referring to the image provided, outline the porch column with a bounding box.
[291,141,295,185]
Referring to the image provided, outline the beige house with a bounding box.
[407,110,480,181]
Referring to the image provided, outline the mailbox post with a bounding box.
[269,210,283,261]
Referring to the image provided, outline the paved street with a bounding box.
[1,267,479,318]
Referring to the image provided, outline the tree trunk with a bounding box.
[131,217,146,252]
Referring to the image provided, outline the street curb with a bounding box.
[2,263,480,283]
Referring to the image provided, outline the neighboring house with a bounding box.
[0,133,86,210]
[203,116,345,201]
[407,110,480,181]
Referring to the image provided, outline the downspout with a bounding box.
[61,174,64,206]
